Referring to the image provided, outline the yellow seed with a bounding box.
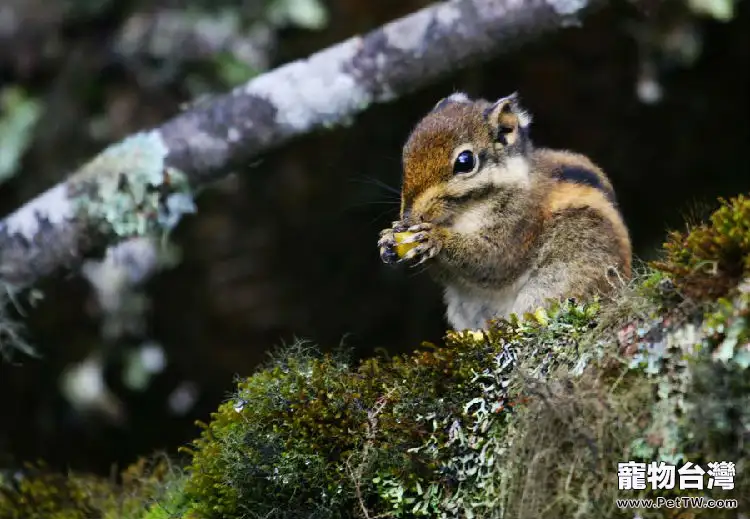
[394,232,418,258]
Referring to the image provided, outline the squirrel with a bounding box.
[378,92,632,331]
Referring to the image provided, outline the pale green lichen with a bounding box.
[688,0,739,21]
[0,87,43,184]
[72,130,197,239]
[267,0,329,30]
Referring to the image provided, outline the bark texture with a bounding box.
[0,0,608,289]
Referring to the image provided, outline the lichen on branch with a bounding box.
[0,0,611,291]
[70,130,196,239]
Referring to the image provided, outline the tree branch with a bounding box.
[0,0,609,290]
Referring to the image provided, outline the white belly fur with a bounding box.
[443,271,531,330]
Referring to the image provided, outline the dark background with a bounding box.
[0,0,748,476]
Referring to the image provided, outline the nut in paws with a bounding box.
[378,220,412,264]
[378,222,441,266]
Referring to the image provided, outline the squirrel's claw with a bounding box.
[379,220,439,266]
[378,226,399,265]
[401,236,440,266]
[406,223,433,233]
[392,220,410,232]
[377,233,395,248]
[401,243,439,265]
[380,245,400,264]
[398,231,429,244]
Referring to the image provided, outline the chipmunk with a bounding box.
[378,92,632,331]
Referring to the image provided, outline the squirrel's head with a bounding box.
[400,92,533,224]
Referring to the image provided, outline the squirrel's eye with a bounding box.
[453,150,476,174]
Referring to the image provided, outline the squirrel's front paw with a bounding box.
[399,223,442,266]
[378,227,400,265]
[378,222,441,267]
[378,220,407,265]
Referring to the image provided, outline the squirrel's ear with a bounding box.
[485,92,531,147]
[432,92,471,112]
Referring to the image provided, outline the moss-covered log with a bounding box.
[3,193,750,518]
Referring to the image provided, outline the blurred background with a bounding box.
[0,0,747,477]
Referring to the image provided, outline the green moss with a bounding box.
[653,194,750,301]
[179,300,628,518]
[5,194,750,518]
[178,195,750,518]
[71,130,196,239]
[0,457,181,519]
[690,290,750,460]
[616,291,750,517]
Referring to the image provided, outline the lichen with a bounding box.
[176,194,750,519]
[177,300,638,519]
[0,86,42,184]
[71,130,197,240]
[4,194,750,518]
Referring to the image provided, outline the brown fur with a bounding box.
[379,93,632,330]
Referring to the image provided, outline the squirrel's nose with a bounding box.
[401,207,412,222]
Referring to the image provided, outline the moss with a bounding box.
[689,290,750,467]
[4,194,750,518]
[178,194,750,518]
[617,291,750,517]
[178,300,627,518]
[0,456,181,519]
[653,194,750,301]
